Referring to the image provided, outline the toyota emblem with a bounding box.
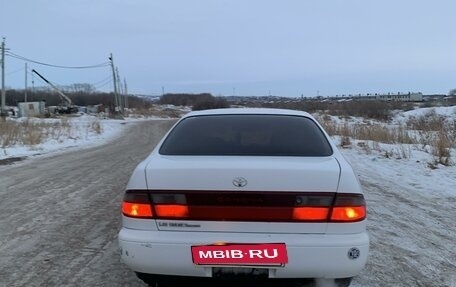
[232,177,248,187]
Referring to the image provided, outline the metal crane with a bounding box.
[31,69,78,114]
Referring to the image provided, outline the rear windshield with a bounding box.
[159,114,333,156]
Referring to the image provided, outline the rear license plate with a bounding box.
[191,243,288,266]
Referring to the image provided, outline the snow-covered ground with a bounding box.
[0,107,454,286]
[0,114,167,161]
[3,105,453,163]
[394,105,456,123]
[328,106,456,286]
[342,140,456,197]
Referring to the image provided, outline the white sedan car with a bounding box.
[119,108,369,287]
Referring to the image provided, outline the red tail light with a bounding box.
[330,207,366,221]
[155,205,189,218]
[330,193,366,222]
[122,202,153,218]
[122,192,153,218]
[292,207,330,221]
[122,191,366,223]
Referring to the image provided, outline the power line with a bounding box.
[92,75,112,86]
[94,79,112,88]
[95,79,113,89]
[5,51,110,69]
[2,44,123,98]
[24,67,113,90]
[31,70,113,91]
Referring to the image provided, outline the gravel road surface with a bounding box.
[0,120,454,287]
[0,120,174,287]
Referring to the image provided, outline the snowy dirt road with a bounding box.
[0,120,175,287]
[0,120,454,287]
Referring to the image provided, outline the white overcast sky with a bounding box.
[1,0,456,97]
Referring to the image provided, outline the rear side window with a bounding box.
[159,114,333,156]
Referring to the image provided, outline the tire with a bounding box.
[135,273,201,287]
[335,277,353,287]
[136,272,159,287]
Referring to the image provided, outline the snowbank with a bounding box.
[0,115,164,161]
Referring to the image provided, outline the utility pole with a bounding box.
[116,67,122,112]
[124,78,128,109]
[24,63,28,102]
[32,72,35,95]
[116,68,122,95]
[109,53,119,113]
[1,37,6,115]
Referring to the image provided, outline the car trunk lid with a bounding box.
[145,156,340,234]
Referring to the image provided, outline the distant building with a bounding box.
[375,92,423,102]
[87,104,104,114]
[17,101,46,117]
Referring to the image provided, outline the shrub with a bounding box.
[0,116,108,149]
[192,98,229,111]
[432,129,452,166]
[159,93,214,106]
[339,124,352,147]
[406,109,445,131]
[0,120,20,147]
[90,118,102,134]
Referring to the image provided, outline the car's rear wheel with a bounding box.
[335,277,353,287]
[136,272,159,286]
[135,273,210,287]
[312,278,352,287]
[136,273,185,287]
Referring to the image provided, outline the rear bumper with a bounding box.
[118,229,369,279]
